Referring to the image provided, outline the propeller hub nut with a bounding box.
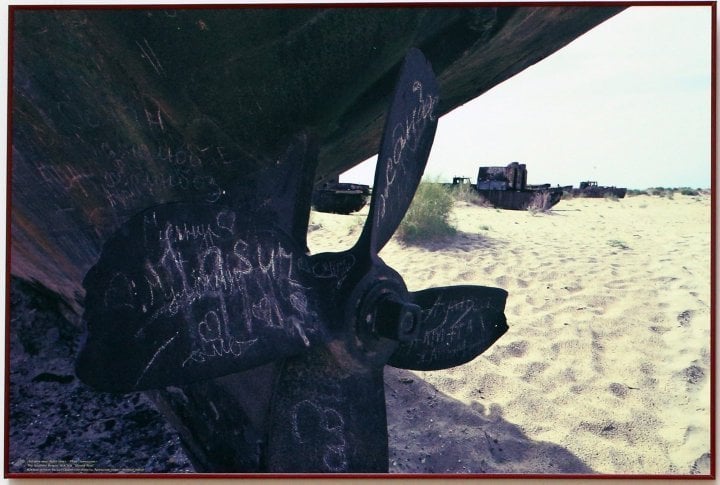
[375,297,421,342]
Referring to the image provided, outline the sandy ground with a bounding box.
[307,193,713,475]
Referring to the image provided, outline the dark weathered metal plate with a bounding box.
[387,285,508,371]
[267,346,388,473]
[76,203,323,391]
[357,48,440,257]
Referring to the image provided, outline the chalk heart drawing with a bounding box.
[292,399,348,472]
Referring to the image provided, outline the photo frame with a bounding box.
[5,2,715,479]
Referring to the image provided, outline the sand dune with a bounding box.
[307,192,712,475]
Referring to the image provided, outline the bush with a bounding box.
[680,187,700,196]
[398,181,456,243]
[451,182,483,204]
[604,192,619,202]
[527,191,554,214]
[647,187,674,198]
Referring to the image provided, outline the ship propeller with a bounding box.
[76,48,508,472]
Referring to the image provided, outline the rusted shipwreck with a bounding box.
[453,162,563,210]
[570,181,627,198]
[312,178,370,214]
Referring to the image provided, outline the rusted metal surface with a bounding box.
[570,181,628,198]
[474,188,563,211]
[10,6,625,311]
[463,162,563,211]
[312,181,370,214]
[477,162,528,191]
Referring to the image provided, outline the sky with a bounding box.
[341,6,713,190]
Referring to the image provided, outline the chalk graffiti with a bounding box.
[377,80,438,221]
[291,400,348,472]
[297,253,355,288]
[37,163,95,199]
[182,309,258,367]
[99,208,318,368]
[135,332,179,388]
[136,38,166,77]
[418,298,478,349]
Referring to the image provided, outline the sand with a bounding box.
[307,192,713,475]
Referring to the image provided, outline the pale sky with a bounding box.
[341,6,713,190]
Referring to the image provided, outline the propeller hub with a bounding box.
[375,297,421,342]
[348,267,418,348]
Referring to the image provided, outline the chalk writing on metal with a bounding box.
[377,80,438,221]
[291,399,348,472]
[97,207,318,372]
[136,38,166,77]
[297,253,355,289]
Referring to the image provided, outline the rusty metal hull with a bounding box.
[570,187,627,198]
[10,6,625,310]
[312,183,370,214]
[475,189,563,211]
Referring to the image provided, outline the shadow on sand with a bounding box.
[8,277,592,475]
[399,230,508,254]
[385,366,595,474]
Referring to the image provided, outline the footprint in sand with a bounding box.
[494,275,508,286]
[508,303,523,316]
[604,279,628,290]
[521,361,549,382]
[458,271,475,281]
[677,310,694,327]
[680,364,705,385]
[483,263,498,275]
[562,283,583,293]
[515,278,529,288]
[608,382,630,399]
[496,340,529,358]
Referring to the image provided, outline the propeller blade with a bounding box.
[257,132,319,251]
[267,346,388,472]
[356,48,440,257]
[387,285,508,371]
[76,202,325,392]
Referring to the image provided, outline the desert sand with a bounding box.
[307,192,712,476]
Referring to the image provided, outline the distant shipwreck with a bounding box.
[451,162,563,211]
[569,181,627,198]
[312,177,371,214]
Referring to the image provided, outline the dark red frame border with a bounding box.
[4,1,717,480]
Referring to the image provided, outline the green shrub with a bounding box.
[398,181,456,243]
[451,182,483,204]
[680,187,700,196]
[647,187,674,198]
[529,191,552,212]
